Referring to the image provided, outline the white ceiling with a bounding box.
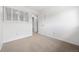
[25,6,77,16]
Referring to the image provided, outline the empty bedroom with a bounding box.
[0,6,79,52]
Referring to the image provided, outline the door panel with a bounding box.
[32,16,38,33]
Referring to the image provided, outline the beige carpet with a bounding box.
[1,33,79,52]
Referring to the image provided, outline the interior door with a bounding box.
[32,16,38,33]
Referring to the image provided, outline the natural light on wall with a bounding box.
[39,7,78,40]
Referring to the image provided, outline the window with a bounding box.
[24,12,29,22]
[13,9,18,21]
[19,11,24,21]
[5,7,12,20]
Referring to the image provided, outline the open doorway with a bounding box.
[32,15,38,33]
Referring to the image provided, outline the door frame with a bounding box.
[32,16,38,33]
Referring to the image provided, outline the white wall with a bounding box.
[0,6,3,49]
[38,7,79,46]
[3,6,37,43]
[3,21,32,43]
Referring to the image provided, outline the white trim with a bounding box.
[51,36,79,46]
[38,32,79,46]
[3,34,32,43]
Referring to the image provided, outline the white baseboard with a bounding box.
[3,34,32,43]
[38,32,79,46]
[50,35,79,46]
